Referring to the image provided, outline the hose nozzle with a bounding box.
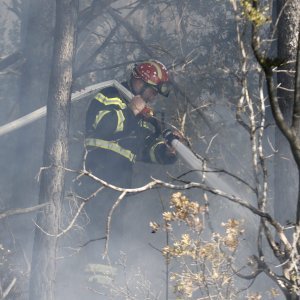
[163,129,179,145]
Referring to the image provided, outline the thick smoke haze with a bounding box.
[1,0,298,299]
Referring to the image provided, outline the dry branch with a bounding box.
[0,203,49,221]
[0,52,23,71]
[1,277,17,300]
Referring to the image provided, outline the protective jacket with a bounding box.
[85,83,176,188]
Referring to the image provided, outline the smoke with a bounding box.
[1,0,293,299]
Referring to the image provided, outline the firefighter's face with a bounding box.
[141,85,158,103]
[132,78,158,103]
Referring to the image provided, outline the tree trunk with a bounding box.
[19,0,55,114]
[274,0,300,225]
[29,1,78,299]
[12,0,55,208]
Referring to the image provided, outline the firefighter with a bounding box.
[84,60,177,188]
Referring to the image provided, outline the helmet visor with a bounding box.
[149,82,171,97]
[158,82,171,97]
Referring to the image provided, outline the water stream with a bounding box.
[172,139,253,202]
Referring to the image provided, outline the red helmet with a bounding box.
[132,60,171,97]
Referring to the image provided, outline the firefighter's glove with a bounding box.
[162,140,177,164]
[165,143,176,157]
[139,106,154,119]
[129,95,146,116]
[163,129,183,146]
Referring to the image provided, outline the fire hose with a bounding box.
[0,80,130,137]
[0,79,204,171]
[0,80,184,150]
[0,80,241,196]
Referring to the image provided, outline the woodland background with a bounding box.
[0,0,299,299]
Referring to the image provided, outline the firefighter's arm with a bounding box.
[147,129,187,164]
[89,91,137,138]
[92,107,132,138]
[144,138,177,164]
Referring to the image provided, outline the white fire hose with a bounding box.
[0,79,203,174]
[0,80,243,197]
[0,80,133,137]
[0,79,192,165]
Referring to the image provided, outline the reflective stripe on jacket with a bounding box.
[85,85,176,165]
[85,138,136,162]
[95,92,126,109]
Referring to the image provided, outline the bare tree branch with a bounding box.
[104,191,127,257]
[4,0,22,19]
[0,51,23,71]
[292,24,300,140]
[1,277,17,300]
[107,6,154,58]
[74,25,119,78]
[74,1,146,80]
[65,166,291,252]
[103,3,212,135]
[251,15,300,169]
[0,203,49,221]
[78,0,119,31]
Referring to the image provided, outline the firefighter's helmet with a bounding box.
[132,60,171,97]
